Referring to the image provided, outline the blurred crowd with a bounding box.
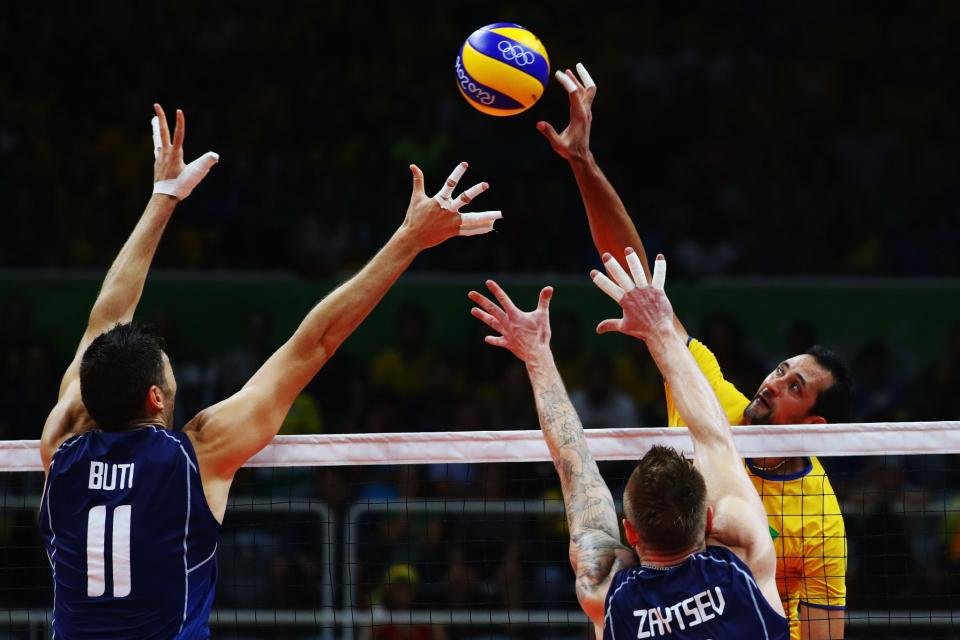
[5,294,960,442]
[1,3,959,278]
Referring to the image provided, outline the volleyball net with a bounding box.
[1,423,959,639]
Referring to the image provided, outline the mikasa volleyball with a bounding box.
[455,23,550,116]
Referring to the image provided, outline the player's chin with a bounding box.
[743,400,771,424]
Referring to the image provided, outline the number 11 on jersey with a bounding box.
[87,504,131,598]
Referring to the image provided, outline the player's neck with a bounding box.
[114,416,167,432]
[737,416,808,476]
[750,456,807,475]
[639,542,705,569]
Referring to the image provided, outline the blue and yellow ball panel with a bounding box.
[455,23,550,116]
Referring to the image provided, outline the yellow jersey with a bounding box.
[666,338,847,640]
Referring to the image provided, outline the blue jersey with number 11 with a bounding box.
[39,427,220,639]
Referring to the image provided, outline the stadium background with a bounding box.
[1,1,959,638]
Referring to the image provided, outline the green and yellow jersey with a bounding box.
[666,338,847,640]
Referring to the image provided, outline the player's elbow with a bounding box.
[695,424,736,453]
[745,534,778,584]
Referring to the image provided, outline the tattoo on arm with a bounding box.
[535,383,633,589]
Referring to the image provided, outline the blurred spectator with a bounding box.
[698,313,766,395]
[569,356,642,429]
[550,311,586,390]
[207,311,272,402]
[360,564,448,640]
[612,341,667,427]
[853,338,907,422]
[488,362,537,431]
[782,320,819,357]
[928,324,960,420]
[370,305,434,398]
[279,391,324,435]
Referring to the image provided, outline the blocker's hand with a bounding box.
[537,62,596,162]
[152,104,219,200]
[592,249,674,342]
[468,281,553,364]
[403,161,502,250]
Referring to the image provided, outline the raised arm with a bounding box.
[468,282,634,632]
[186,163,501,516]
[539,64,686,339]
[592,251,782,613]
[41,105,218,468]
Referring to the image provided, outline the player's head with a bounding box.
[80,322,176,431]
[743,345,852,426]
[622,445,710,556]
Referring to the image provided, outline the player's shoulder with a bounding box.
[802,456,839,495]
[47,429,95,464]
[696,544,756,575]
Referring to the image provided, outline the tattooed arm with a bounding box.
[528,356,637,629]
[467,280,636,632]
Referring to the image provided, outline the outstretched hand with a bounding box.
[537,62,596,162]
[468,281,553,364]
[403,162,502,250]
[152,104,219,200]
[592,249,674,342]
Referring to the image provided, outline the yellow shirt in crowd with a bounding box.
[665,338,847,640]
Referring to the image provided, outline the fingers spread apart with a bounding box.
[451,181,489,211]
[468,289,507,322]
[430,161,500,235]
[592,269,625,302]
[484,279,517,316]
[575,63,595,89]
[555,63,594,94]
[555,69,578,94]
[603,253,635,292]
[436,161,467,200]
[592,251,668,301]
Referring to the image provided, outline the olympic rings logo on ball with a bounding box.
[497,40,535,66]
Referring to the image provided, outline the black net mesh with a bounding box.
[1,452,959,639]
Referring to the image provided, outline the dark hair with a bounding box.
[79,323,166,431]
[805,344,853,423]
[624,445,707,553]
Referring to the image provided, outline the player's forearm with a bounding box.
[569,153,649,272]
[88,194,178,327]
[644,323,732,448]
[287,225,421,371]
[526,350,620,541]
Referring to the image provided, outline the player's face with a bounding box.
[743,354,834,425]
[160,351,177,426]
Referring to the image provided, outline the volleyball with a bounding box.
[455,23,550,116]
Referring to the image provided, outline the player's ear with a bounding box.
[704,505,714,538]
[623,518,639,547]
[146,385,165,412]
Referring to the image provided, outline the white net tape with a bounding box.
[2,422,958,471]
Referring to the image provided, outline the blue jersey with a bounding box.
[603,546,788,640]
[40,427,220,639]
